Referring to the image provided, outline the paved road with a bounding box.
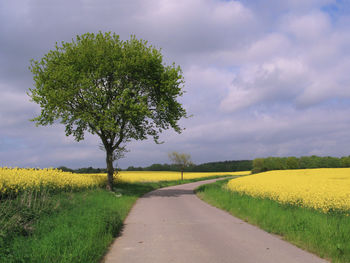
[103,178,328,263]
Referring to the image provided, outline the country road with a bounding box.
[103,178,328,263]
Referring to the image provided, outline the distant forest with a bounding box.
[58,160,253,173]
[252,155,350,173]
[57,155,350,174]
[57,166,108,173]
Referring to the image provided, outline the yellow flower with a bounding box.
[114,171,249,183]
[0,167,249,196]
[227,168,350,213]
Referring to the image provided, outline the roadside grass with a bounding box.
[0,175,230,263]
[196,179,350,263]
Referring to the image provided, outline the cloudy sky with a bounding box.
[1,0,350,169]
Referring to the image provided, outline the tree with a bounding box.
[168,152,193,180]
[341,156,350,167]
[252,158,265,174]
[28,32,187,190]
[286,156,299,169]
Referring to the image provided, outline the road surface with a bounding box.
[103,178,328,263]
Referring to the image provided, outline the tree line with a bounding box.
[57,166,107,174]
[252,155,350,173]
[59,155,350,174]
[57,160,252,173]
[126,160,252,172]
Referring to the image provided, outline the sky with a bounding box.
[1,0,350,169]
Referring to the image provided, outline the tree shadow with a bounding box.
[143,188,194,198]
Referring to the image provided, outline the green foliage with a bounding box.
[29,32,186,142]
[190,160,252,172]
[252,158,265,173]
[0,190,128,263]
[286,157,299,169]
[1,176,230,262]
[126,160,253,172]
[0,189,56,251]
[252,155,350,173]
[57,166,75,172]
[341,156,350,167]
[29,32,187,189]
[168,152,193,171]
[75,167,107,173]
[57,166,108,173]
[196,180,350,263]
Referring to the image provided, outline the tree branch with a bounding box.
[112,119,126,151]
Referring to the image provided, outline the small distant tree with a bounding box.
[28,32,187,190]
[252,158,265,174]
[57,166,74,172]
[168,152,193,180]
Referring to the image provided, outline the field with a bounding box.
[0,167,246,262]
[0,167,249,198]
[115,170,249,183]
[227,168,350,213]
[5,166,349,262]
[0,167,106,197]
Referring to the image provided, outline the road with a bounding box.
[103,178,328,263]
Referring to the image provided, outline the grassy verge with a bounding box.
[0,175,229,263]
[196,179,350,263]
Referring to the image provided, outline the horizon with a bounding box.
[7,155,350,170]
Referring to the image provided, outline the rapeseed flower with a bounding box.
[227,168,350,213]
[0,167,249,197]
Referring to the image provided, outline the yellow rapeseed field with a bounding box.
[0,167,250,196]
[114,171,250,183]
[227,168,350,213]
[0,167,106,196]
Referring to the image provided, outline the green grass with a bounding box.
[0,175,229,263]
[196,179,350,263]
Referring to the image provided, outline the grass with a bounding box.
[196,179,350,263]
[0,175,229,263]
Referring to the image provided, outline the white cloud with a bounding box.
[220,58,309,112]
[219,7,350,112]
[130,0,257,57]
[281,11,331,42]
[184,66,235,116]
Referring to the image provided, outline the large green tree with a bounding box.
[29,32,187,190]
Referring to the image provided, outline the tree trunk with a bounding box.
[181,170,183,180]
[106,149,114,191]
